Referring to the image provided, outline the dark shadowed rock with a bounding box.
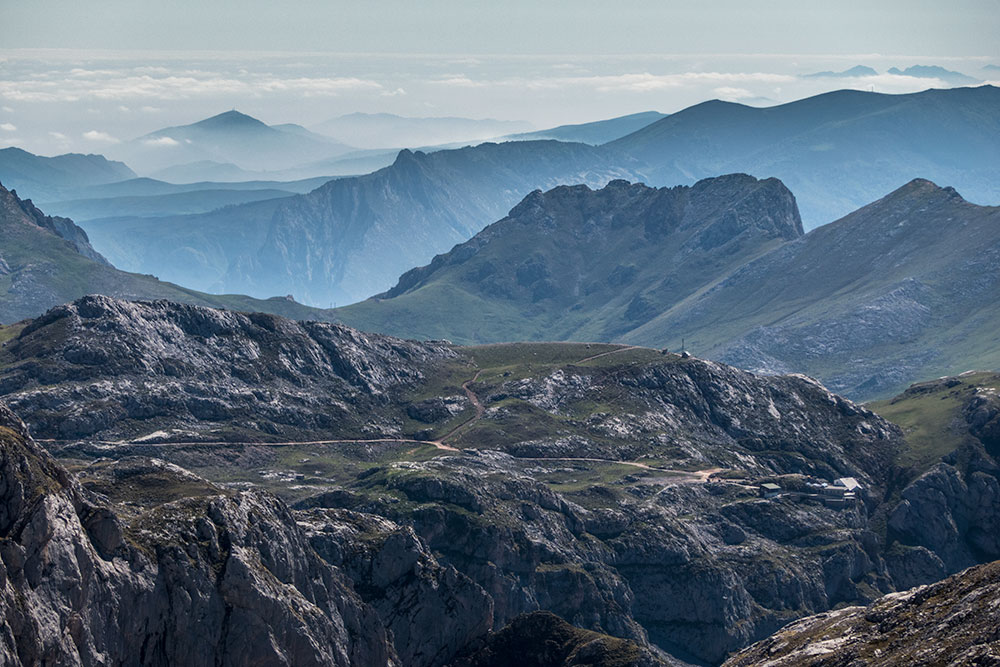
[723,559,1000,667]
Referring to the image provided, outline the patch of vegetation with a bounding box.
[0,323,25,346]
[869,371,1000,472]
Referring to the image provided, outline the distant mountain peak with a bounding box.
[190,109,269,130]
[887,65,981,85]
[885,178,965,202]
[804,65,878,78]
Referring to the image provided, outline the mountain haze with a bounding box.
[116,110,354,175]
[0,147,136,201]
[608,85,1000,227]
[505,111,667,145]
[313,112,532,149]
[0,181,333,323]
[82,140,644,306]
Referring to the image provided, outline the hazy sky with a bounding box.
[4,0,999,55]
[1,0,998,157]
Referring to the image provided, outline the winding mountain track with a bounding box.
[39,436,460,452]
[572,345,641,365]
[37,356,727,483]
[436,370,484,446]
[515,457,723,484]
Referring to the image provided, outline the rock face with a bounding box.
[308,445,900,666]
[722,559,1000,667]
[0,405,395,666]
[451,611,669,667]
[0,295,453,441]
[881,380,1000,589]
[300,509,494,667]
[0,403,526,666]
[338,174,802,344]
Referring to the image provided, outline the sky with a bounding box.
[1,0,998,158]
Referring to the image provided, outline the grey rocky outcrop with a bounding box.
[303,448,896,665]
[0,404,397,665]
[723,559,1000,667]
[300,508,494,667]
[0,295,454,440]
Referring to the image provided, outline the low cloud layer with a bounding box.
[0,50,994,157]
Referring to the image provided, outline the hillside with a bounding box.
[0,296,913,664]
[628,179,1000,399]
[724,559,1000,667]
[505,111,667,145]
[337,174,801,342]
[608,85,1000,227]
[0,181,334,323]
[0,147,136,201]
[4,297,999,663]
[336,177,999,400]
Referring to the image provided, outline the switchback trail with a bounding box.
[437,370,484,446]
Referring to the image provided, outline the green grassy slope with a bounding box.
[869,371,1000,472]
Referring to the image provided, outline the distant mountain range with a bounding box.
[82,140,643,306]
[113,110,355,177]
[38,175,334,221]
[0,181,331,324]
[312,112,533,149]
[803,64,982,85]
[887,65,981,85]
[0,147,136,201]
[804,65,878,78]
[503,111,667,145]
[3,87,998,325]
[336,176,1000,400]
[607,85,1000,227]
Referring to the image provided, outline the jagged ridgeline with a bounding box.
[3,296,1000,664]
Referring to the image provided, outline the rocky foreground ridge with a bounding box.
[1,298,999,664]
[723,559,1000,666]
[0,403,665,666]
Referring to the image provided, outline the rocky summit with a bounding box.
[0,294,453,441]
[337,173,802,344]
